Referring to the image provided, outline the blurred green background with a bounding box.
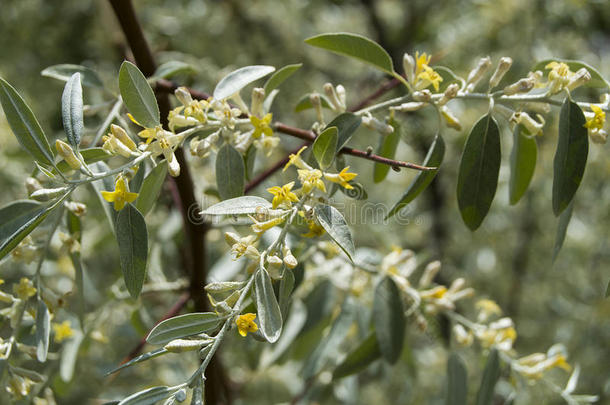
[1,0,609,403]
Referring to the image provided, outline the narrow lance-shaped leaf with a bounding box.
[446,353,468,405]
[313,126,338,169]
[105,348,168,376]
[0,77,55,166]
[333,332,381,379]
[41,64,104,88]
[509,124,537,205]
[118,386,175,405]
[263,63,302,95]
[386,134,445,219]
[374,117,401,183]
[119,61,160,128]
[216,144,246,200]
[255,268,283,343]
[475,349,501,405]
[314,204,355,261]
[213,65,275,101]
[35,299,51,362]
[325,112,362,150]
[553,199,574,262]
[201,196,274,216]
[457,114,501,231]
[147,313,221,345]
[115,204,148,299]
[373,276,405,364]
[135,161,168,216]
[60,328,83,382]
[61,73,84,149]
[553,99,588,216]
[305,33,395,75]
[151,61,196,80]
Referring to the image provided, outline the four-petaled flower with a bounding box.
[302,219,326,238]
[298,169,326,194]
[13,278,36,300]
[53,320,74,343]
[267,182,299,209]
[235,313,258,337]
[324,167,358,189]
[101,176,138,211]
[283,146,311,171]
[545,61,574,94]
[250,113,273,139]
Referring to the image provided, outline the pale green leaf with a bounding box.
[119,61,160,128]
[373,276,405,363]
[213,65,275,100]
[263,63,302,95]
[147,313,221,345]
[61,73,84,149]
[457,115,501,230]
[201,196,274,216]
[105,348,169,376]
[314,204,355,261]
[118,386,174,405]
[475,349,501,405]
[325,112,362,150]
[305,32,394,74]
[446,353,468,405]
[216,144,245,200]
[313,126,338,169]
[279,267,295,317]
[152,61,196,79]
[35,299,50,362]
[255,268,283,343]
[373,117,401,183]
[116,204,148,299]
[553,99,588,216]
[509,125,537,205]
[41,64,103,88]
[60,328,83,382]
[136,161,168,216]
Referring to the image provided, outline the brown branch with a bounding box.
[348,78,400,111]
[245,144,307,194]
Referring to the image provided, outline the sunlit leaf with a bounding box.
[118,386,175,405]
[147,313,221,345]
[314,204,355,261]
[119,61,160,128]
[201,196,274,216]
[41,64,103,88]
[263,63,302,95]
[35,299,50,362]
[61,73,84,149]
[136,161,168,216]
[213,65,275,100]
[255,268,283,343]
[313,126,338,169]
[216,144,245,200]
[116,204,148,299]
[105,348,169,376]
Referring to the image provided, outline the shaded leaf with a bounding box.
[294,93,333,112]
[386,135,445,219]
[0,77,55,166]
[105,348,169,376]
[333,332,381,379]
[61,73,84,149]
[255,268,283,343]
[553,99,588,216]
[509,125,537,205]
[244,145,257,181]
[373,276,405,363]
[152,61,196,79]
[305,32,394,74]
[457,114,501,230]
[553,199,574,262]
[147,313,221,345]
[314,204,355,261]
[279,267,295,317]
[41,64,103,88]
[325,112,362,150]
[118,386,174,405]
[213,65,275,100]
[313,126,338,169]
[119,61,160,128]
[263,63,302,95]
[475,349,501,405]
[136,161,168,216]
[374,117,401,183]
[446,353,468,405]
[116,204,148,299]
[216,144,245,200]
[35,299,50,362]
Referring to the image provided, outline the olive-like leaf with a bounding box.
[119,61,160,128]
[60,328,83,382]
[279,267,295,317]
[255,268,283,343]
[135,161,168,216]
[263,63,302,95]
[313,126,338,169]
[553,99,588,216]
[475,349,501,405]
[333,332,381,379]
[216,144,246,200]
[373,276,405,363]
[314,204,355,261]
[105,348,168,376]
[533,59,609,88]
[457,114,501,230]
[201,196,274,216]
[305,32,394,74]
[294,93,333,112]
[386,134,445,219]
[553,199,574,262]
[118,386,175,405]
[61,73,84,149]
[325,112,362,151]
[41,64,104,88]
[446,353,468,405]
[213,65,275,101]
[116,204,148,299]
[373,117,401,183]
[152,61,196,80]
[509,125,537,205]
[0,77,55,166]
[35,299,51,362]
[147,313,221,345]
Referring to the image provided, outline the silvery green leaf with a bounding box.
[136,161,168,216]
[213,65,275,101]
[314,204,355,261]
[313,126,338,169]
[216,144,245,200]
[105,348,169,376]
[373,276,405,363]
[119,61,160,128]
[201,196,273,216]
[41,64,103,88]
[60,328,83,382]
[116,204,148,299]
[35,298,50,362]
[279,267,295,317]
[61,73,84,149]
[475,349,501,405]
[446,353,468,405]
[263,63,302,95]
[118,386,175,405]
[259,299,307,368]
[152,61,196,80]
[146,313,221,345]
[255,268,283,343]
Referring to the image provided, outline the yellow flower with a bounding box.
[415,52,431,77]
[476,299,502,321]
[585,105,605,131]
[298,169,326,194]
[101,176,138,211]
[249,215,285,235]
[420,286,448,299]
[324,166,358,189]
[545,61,574,94]
[417,66,443,92]
[13,278,36,300]
[283,146,311,171]
[52,321,74,343]
[235,313,258,337]
[267,182,299,209]
[250,113,273,139]
[128,113,162,144]
[302,219,325,238]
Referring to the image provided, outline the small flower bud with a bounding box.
[25,177,42,195]
[510,112,545,136]
[174,86,193,106]
[437,83,460,106]
[164,338,212,353]
[403,53,415,83]
[244,245,260,260]
[419,260,441,288]
[323,83,345,112]
[413,89,432,102]
[64,201,87,216]
[167,154,181,177]
[250,87,265,118]
[336,85,347,108]
[567,67,591,91]
[224,232,240,246]
[590,129,607,144]
[466,56,492,91]
[503,73,539,96]
[110,124,137,151]
[29,187,68,202]
[284,254,298,269]
[361,116,394,135]
[440,106,462,131]
[55,140,81,170]
[391,102,426,112]
[310,93,325,125]
[489,57,513,89]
